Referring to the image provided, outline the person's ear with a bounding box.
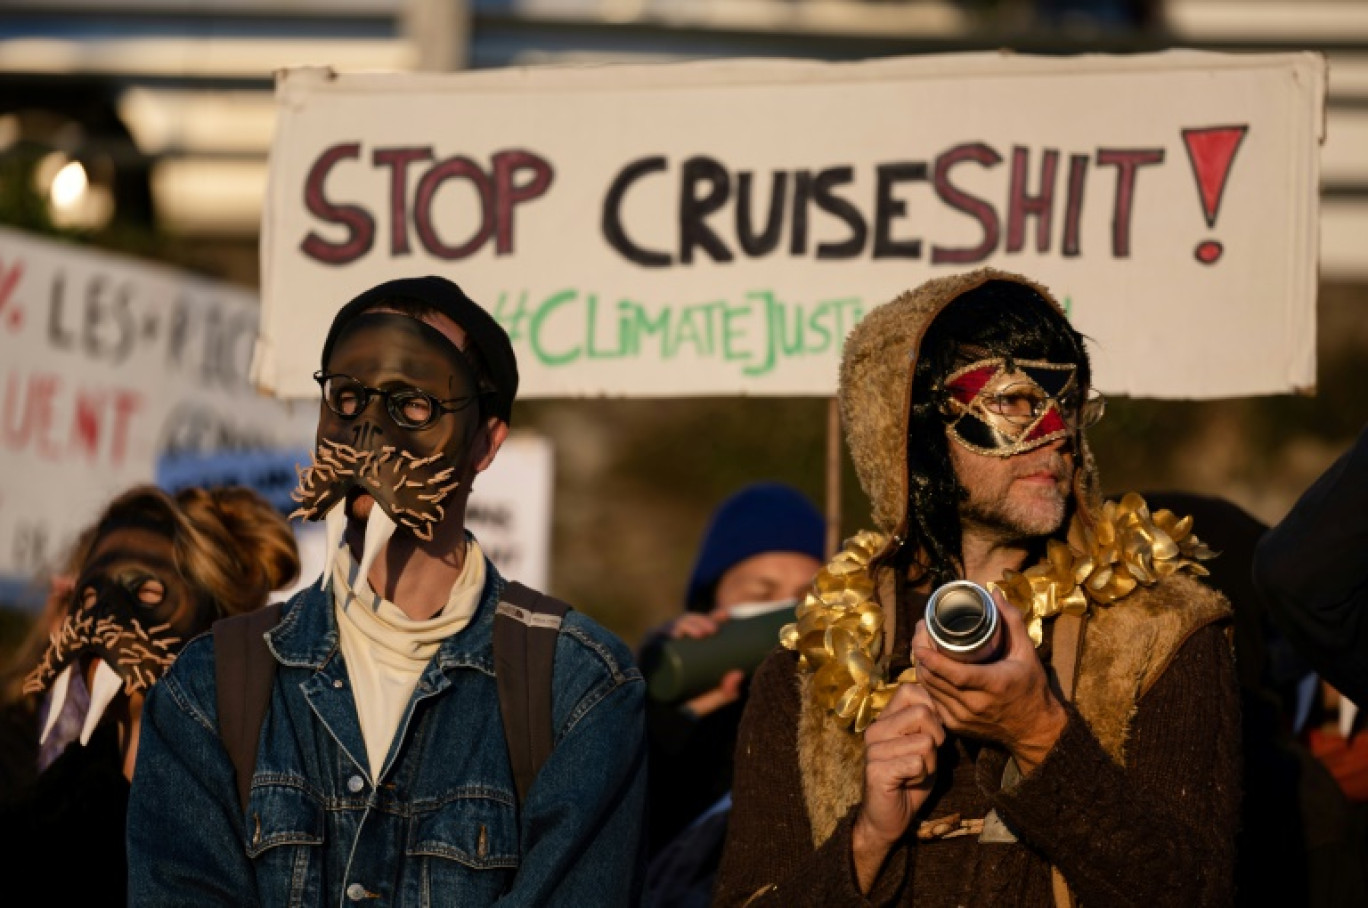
[471,417,509,474]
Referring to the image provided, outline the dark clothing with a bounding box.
[644,804,731,908]
[0,699,38,799]
[1148,491,1368,906]
[1255,424,1368,706]
[640,625,746,857]
[645,698,743,854]
[715,616,1241,907]
[0,719,130,906]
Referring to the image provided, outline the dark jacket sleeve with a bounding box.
[713,651,909,907]
[993,621,1241,907]
[1254,424,1368,705]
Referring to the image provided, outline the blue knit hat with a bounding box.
[685,483,826,612]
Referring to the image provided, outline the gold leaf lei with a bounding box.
[780,493,1215,733]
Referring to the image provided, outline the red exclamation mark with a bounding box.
[1181,125,1248,265]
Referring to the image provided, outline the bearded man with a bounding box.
[715,270,1239,906]
[128,276,647,905]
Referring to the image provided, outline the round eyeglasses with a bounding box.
[314,371,478,430]
[979,384,1106,430]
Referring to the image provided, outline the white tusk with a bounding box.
[320,500,348,591]
[354,505,397,602]
[1341,697,1359,740]
[39,663,75,747]
[79,660,125,747]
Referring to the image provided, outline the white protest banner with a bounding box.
[259,51,1324,401]
[0,227,315,591]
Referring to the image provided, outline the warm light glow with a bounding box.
[50,160,88,209]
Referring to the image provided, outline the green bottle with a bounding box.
[643,604,797,704]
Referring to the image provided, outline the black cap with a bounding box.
[319,276,518,424]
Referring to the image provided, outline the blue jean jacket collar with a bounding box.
[264,547,508,678]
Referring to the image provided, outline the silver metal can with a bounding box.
[925,580,1002,663]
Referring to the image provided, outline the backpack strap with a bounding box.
[493,581,571,805]
[213,602,284,815]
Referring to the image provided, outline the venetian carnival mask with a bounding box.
[291,312,484,586]
[25,526,199,749]
[939,357,1105,457]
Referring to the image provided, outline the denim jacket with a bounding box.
[128,556,647,906]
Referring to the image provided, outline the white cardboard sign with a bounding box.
[465,434,554,591]
[0,227,315,584]
[259,51,1324,401]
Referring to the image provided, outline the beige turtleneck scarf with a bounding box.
[330,538,486,777]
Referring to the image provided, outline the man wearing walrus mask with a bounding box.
[129,276,648,906]
[298,309,491,585]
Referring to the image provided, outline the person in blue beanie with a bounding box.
[640,482,824,907]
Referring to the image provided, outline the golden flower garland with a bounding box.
[779,493,1215,733]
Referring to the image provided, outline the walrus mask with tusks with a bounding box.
[25,523,199,751]
[290,312,485,588]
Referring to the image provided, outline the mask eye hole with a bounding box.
[81,587,97,609]
[334,388,364,416]
[136,578,166,606]
[117,573,167,606]
[388,389,436,429]
[316,373,372,419]
[328,377,368,417]
[982,385,1049,425]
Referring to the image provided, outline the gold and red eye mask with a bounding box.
[940,357,1084,457]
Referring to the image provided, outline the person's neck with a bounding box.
[959,526,1035,586]
[346,507,471,621]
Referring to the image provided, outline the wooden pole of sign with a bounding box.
[825,397,841,559]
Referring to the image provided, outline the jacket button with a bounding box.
[346,882,369,901]
[347,775,365,793]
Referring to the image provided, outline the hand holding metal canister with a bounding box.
[924,580,1005,663]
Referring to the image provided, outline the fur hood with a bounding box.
[838,267,1100,550]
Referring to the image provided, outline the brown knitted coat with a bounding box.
[714,270,1240,907]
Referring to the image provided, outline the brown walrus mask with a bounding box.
[26,520,200,749]
[291,312,486,587]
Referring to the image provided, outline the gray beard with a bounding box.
[958,490,1068,546]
